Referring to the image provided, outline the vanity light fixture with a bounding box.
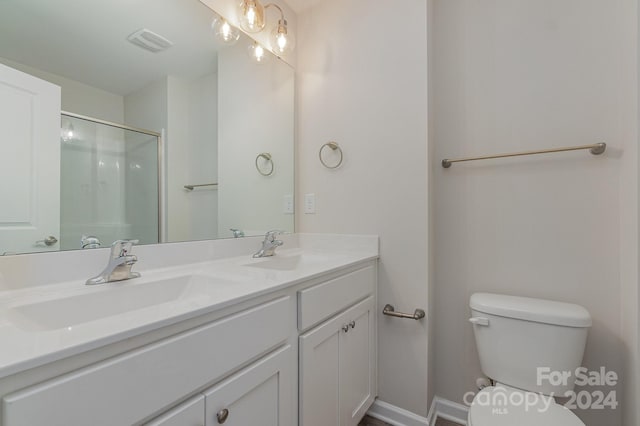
[211,14,240,45]
[238,0,266,33]
[61,119,74,142]
[248,41,270,64]
[238,0,295,56]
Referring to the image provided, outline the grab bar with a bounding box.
[383,304,425,320]
[442,142,606,168]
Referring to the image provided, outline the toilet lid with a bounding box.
[468,386,584,426]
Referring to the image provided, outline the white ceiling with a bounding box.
[0,0,226,95]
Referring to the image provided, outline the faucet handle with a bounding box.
[110,239,139,258]
[265,230,284,242]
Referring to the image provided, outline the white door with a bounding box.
[204,345,294,426]
[0,63,61,254]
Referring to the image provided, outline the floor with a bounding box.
[358,415,463,426]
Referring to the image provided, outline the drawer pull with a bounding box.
[217,408,229,424]
[342,324,350,333]
[349,320,356,329]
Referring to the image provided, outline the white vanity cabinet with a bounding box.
[203,345,293,426]
[0,253,378,426]
[147,345,293,426]
[2,296,292,426]
[145,396,205,426]
[298,265,377,426]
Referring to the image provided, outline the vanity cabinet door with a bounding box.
[339,298,376,426]
[204,345,294,426]
[299,296,376,426]
[145,395,205,426]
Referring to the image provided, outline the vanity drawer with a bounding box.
[2,296,290,426]
[298,264,375,331]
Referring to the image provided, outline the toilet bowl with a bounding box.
[468,384,584,426]
[468,293,591,426]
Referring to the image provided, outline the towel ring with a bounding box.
[319,141,343,169]
[255,152,274,176]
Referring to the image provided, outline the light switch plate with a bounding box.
[283,195,294,214]
[304,193,315,214]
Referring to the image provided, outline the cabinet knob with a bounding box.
[349,320,356,329]
[217,408,229,424]
[342,324,350,333]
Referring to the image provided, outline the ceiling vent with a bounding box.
[127,28,174,53]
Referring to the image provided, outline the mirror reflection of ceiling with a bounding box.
[0,0,220,96]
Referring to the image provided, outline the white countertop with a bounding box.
[0,234,378,379]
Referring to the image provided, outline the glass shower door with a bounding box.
[59,113,160,250]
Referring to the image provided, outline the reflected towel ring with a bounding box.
[319,141,343,169]
[255,152,274,176]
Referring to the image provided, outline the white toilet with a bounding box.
[468,293,592,426]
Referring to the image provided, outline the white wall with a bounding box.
[125,75,219,243]
[217,43,295,238]
[296,0,429,416]
[166,76,191,242]
[186,73,219,240]
[431,1,637,425]
[0,57,124,123]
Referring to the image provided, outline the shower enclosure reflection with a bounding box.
[59,114,160,250]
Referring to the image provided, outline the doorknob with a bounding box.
[36,236,58,246]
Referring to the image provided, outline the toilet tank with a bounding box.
[470,293,591,396]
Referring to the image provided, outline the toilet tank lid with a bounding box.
[470,293,592,327]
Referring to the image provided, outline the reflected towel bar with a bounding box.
[383,304,426,320]
[441,142,606,168]
[184,183,218,191]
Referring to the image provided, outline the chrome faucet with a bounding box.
[253,230,284,258]
[230,228,245,238]
[86,239,141,285]
[81,235,101,249]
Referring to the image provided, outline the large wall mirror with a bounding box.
[0,0,295,256]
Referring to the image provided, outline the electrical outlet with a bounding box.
[304,193,316,214]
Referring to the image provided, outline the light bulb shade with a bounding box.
[269,20,295,56]
[247,41,270,64]
[211,16,240,45]
[61,119,74,142]
[238,0,265,33]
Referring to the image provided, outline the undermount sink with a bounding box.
[6,275,223,332]
[244,252,330,271]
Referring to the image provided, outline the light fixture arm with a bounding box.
[264,3,285,21]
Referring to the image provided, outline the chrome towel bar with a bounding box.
[442,142,606,168]
[383,304,426,320]
[184,183,218,191]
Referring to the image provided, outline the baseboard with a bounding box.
[426,396,469,426]
[366,399,429,426]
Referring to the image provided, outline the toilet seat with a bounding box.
[468,385,585,426]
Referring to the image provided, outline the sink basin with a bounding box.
[6,275,223,331]
[244,252,329,271]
